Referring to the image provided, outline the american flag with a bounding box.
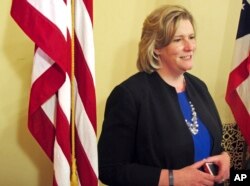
[226,0,250,146]
[10,0,98,185]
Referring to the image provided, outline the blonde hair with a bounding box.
[137,5,196,73]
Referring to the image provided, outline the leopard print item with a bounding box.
[221,123,247,170]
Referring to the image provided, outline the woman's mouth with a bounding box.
[180,55,192,60]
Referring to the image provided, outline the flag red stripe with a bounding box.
[56,102,71,163]
[226,90,250,143]
[29,63,65,114]
[76,133,98,186]
[226,56,250,144]
[225,57,249,91]
[75,37,97,130]
[225,0,250,146]
[28,64,65,160]
[11,0,69,72]
[11,0,98,185]
[53,176,58,186]
[28,107,55,160]
[83,0,93,22]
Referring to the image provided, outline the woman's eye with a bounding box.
[173,38,181,42]
[190,36,196,40]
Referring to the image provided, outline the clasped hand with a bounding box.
[168,152,230,186]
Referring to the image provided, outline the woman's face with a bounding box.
[156,19,196,75]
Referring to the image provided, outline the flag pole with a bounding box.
[70,0,78,185]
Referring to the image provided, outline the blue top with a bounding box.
[177,91,212,162]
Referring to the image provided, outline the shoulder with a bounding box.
[107,72,154,104]
[120,72,150,87]
[184,72,208,90]
[115,71,155,93]
[104,72,150,114]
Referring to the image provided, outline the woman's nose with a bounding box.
[184,39,195,51]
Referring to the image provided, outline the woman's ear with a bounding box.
[153,49,160,61]
[154,49,160,55]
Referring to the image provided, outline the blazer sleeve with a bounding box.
[98,84,161,186]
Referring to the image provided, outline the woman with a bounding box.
[98,5,230,186]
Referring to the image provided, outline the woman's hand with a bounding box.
[159,159,215,186]
[174,159,215,186]
[159,152,230,186]
[205,151,230,183]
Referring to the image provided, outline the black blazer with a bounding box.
[98,72,223,186]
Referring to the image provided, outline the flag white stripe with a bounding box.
[42,95,56,126]
[232,34,250,68]
[27,0,71,39]
[237,76,250,114]
[32,48,54,83]
[75,82,98,176]
[233,32,250,114]
[12,0,98,185]
[54,140,71,186]
[39,66,71,186]
[58,74,71,121]
[75,0,95,84]
[41,91,71,186]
